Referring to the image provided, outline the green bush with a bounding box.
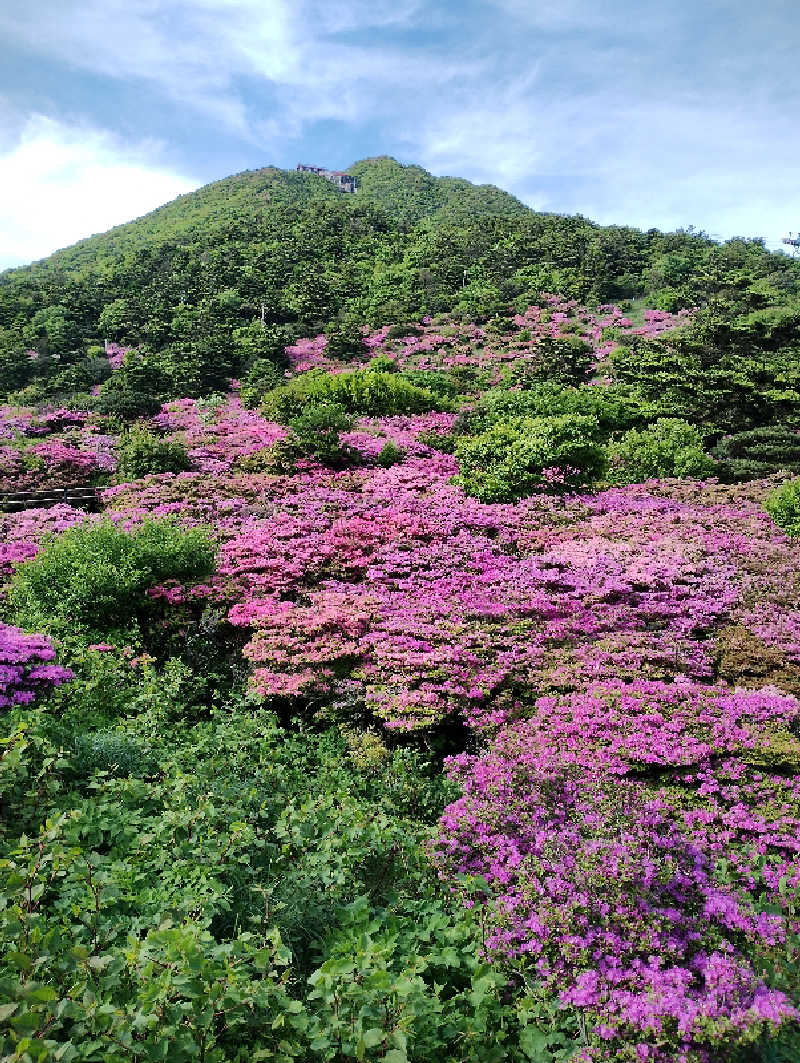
[96,350,171,419]
[765,479,800,537]
[261,368,445,423]
[711,426,800,482]
[376,440,405,467]
[264,402,358,472]
[454,413,606,502]
[9,518,215,640]
[239,357,284,409]
[457,382,652,439]
[324,316,366,360]
[385,323,424,340]
[531,334,595,385]
[606,418,715,484]
[69,730,154,779]
[114,427,190,482]
[417,428,457,453]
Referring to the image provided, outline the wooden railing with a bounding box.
[0,486,102,512]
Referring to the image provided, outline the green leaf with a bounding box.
[362,1027,385,1049]
[520,1025,551,1061]
[0,1002,19,1022]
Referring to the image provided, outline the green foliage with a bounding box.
[525,334,595,386]
[376,441,405,468]
[1,698,572,1063]
[96,350,171,420]
[324,316,366,360]
[114,427,190,482]
[416,428,457,453]
[0,341,36,395]
[454,413,606,502]
[69,730,154,779]
[261,369,444,423]
[304,894,521,1062]
[9,519,215,640]
[606,418,716,484]
[765,479,800,537]
[262,403,357,472]
[239,357,284,409]
[711,426,800,481]
[457,382,652,439]
[285,402,357,468]
[611,301,800,434]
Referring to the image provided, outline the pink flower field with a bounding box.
[2,302,799,1062]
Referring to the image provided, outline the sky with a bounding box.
[1,0,799,270]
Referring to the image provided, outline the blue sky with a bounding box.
[1,0,798,270]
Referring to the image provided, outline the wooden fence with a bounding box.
[0,486,102,513]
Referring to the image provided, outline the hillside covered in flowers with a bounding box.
[3,162,800,1062]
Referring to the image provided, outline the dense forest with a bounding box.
[2,158,800,1063]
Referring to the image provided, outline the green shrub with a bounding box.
[69,730,154,779]
[606,418,715,484]
[261,368,444,423]
[114,427,190,482]
[526,335,595,385]
[417,428,457,453]
[385,323,424,340]
[765,479,800,537]
[712,426,800,482]
[9,518,215,639]
[376,440,405,467]
[324,316,366,360]
[367,353,399,373]
[454,413,606,502]
[402,366,484,401]
[239,357,283,409]
[263,402,358,472]
[457,382,652,438]
[96,350,171,419]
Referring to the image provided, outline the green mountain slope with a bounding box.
[1,155,798,407]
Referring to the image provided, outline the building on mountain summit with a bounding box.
[296,164,358,192]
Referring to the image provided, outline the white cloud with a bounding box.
[1,0,798,252]
[0,116,198,269]
[0,0,433,140]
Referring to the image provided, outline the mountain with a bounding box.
[1,155,798,406]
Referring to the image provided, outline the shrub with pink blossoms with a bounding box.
[0,622,73,709]
[434,681,800,1059]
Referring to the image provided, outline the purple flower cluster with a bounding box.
[434,680,800,1058]
[0,622,73,709]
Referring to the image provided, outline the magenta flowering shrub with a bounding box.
[282,299,691,385]
[434,682,800,1059]
[151,395,286,473]
[5,301,800,1060]
[0,405,116,491]
[105,342,132,371]
[0,622,73,708]
[0,504,96,579]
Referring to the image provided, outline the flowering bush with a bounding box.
[3,296,800,1062]
[114,427,190,482]
[434,681,800,1060]
[0,623,73,708]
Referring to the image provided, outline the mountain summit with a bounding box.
[0,156,796,406]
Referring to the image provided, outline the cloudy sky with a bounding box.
[1,0,798,270]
